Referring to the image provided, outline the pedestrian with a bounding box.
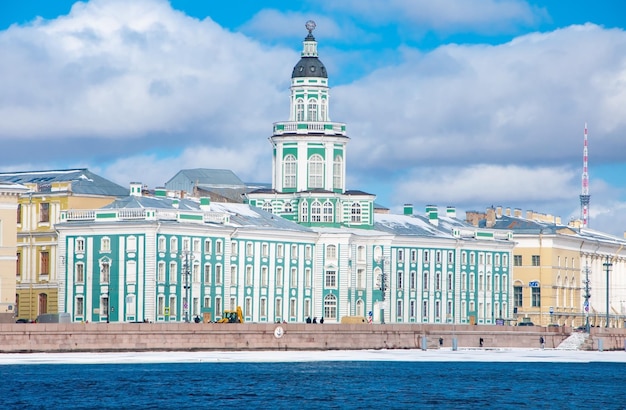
[320,317,324,324]
[306,316,312,324]
[312,317,317,324]
[539,336,545,349]
[479,337,484,347]
[439,337,443,347]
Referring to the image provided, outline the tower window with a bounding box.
[333,155,342,190]
[308,154,324,188]
[283,154,297,188]
[296,99,304,121]
[307,98,318,121]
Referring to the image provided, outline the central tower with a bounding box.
[247,21,375,228]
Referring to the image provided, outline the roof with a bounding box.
[165,169,244,188]
[292,56,327,78]
[0,169,128,197]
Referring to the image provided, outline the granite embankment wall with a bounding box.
[1,323,625,353]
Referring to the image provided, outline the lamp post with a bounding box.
[180,251,193,323]
[603,256,612,328]
[376,256,388,324]
[582,264,591,333]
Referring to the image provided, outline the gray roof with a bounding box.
[165,169,244,188]
[0,169,128,197]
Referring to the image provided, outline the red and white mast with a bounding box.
[580,123,590,228]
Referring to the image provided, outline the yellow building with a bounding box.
[0,169,128,321]
[467,207,626,328]
[0,182,28,322]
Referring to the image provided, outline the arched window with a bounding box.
[311,200,322,222]
[262,201,273,214]
[300,201,308,223]
[283,154,297,188]
[284,201,293,213]
[296,99,305,121]
[351,202,361,223]
[308,154,324,188]
[307,98,318,121]
[324,294,337,320]
[356,299,364,316]
[323,200,333,222]
[320,98,327,121]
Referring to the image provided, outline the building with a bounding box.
[0,169,128,321]
[54,22,515,325]
[467,206,626,327]
[0,181,28,322]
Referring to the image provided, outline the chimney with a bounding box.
[172,199,179,209]
[200,197,211,211]
[155,187,167,197]
[514,208,522,217]
[446,206,456,218]
[496,206,502,218]
[403,204,413,215]
[505,207,511,216]
[426,205,438,226]
[486,207,496,228]
[129,182,142,197]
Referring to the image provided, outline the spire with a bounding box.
[302,20,318,57]
[580,123,590,228]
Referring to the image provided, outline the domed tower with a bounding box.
[248,21,375,228]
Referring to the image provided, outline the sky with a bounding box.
[1,0,625,235]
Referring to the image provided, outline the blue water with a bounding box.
[3,361,625,409]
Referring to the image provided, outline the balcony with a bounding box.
[272,121,347,136]
[61,209,230,225]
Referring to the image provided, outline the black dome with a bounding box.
[292,57,327,78]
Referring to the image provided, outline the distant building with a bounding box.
[165,168,267,203]
[0,181,28,322]
[0,169,127,321]
[467,206,626,327]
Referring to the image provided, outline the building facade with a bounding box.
[53,23,516,325]
[0,169,128,321]
[467,206,626,327]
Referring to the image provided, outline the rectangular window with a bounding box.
[215,296,222,316]
[204,297,211,309]
[17,204,21,224]
[305,268,312,288]
[261,266,268,287]
[205,239,212,254]
[410,301,415,318]
[532,255,540,266]
[40,251,50,275]
[276,267,283,287]
[290,268,297,288]
[290,299,297,318]
[410,250,417,263]
[448,251,454,264]
[275,298,282,320]
[75,263,84,283]
[169,262,177,284]
[305,246,312,260]
[357,268,364,289]
[260,298,267,317]
[436,251,441,264]
[246,243,253,257]
[397,249,404,262]
[204,264,212,284]
[397,300,403,318]
[231,266,238,285]
[245,266,253,286]
[158,296,165,316]
[514,255,522,266]
[75,296,84,317]
[169,296,177,317]
[215,240,223,255]
[462,252,467,265]
[76,238,85,253]
[325,270,336,287]
[16,252,21,277]
[514,286,523,307]
[215,265,222,285]
[531,287,541,307]
[101,237,111,252]
[422,300,428,319]
[40,203,50,223]
[423,250,429,263]
[291,245,297,258]
[397,271,403,289]
[262,243,268,257]
[245,297,252,317]
[277,244,284,259]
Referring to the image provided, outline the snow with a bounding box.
[1,348,625,365]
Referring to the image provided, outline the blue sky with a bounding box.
[0,0,625,235]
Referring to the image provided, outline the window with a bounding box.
[502,254,508,266]
[75,296,84,317]
[182,238,190,252]
[398,249,404,262]
[17,204,21,224]
[101,237,111,252]
[246,243,253,257]
[447,272,453,291]
[323,201,334,222]
[290,268,297,288]
[324,294,337,319]
[127,236,137,252]
[261,266,268,287]
[76,238,85,253]
[502,275,508,292]
[101,260,110,283]
[436,272,441,291]
[277,244,284,259]
[469,273,475,291]
[423,272,429,290]
[284,202,292,213]
[305,268,312,288]
[325,269,336,288]
[410,271,416,290]
[215,240,223,255]
[448,251,454,264]
[215,296,222,316]
[357,246,365,262]
[246,266,252,286]
[204,264,212,284]
[276,267,283,287]
[333,156,342,189]
[215,264,222,285]
[290,299,297,318]
[291,245,298,258]
[326,245,337,259]
[231,265,238,285]
[305,246,312,260]
[284,154,297,188]
[158,262,166,282]
[204,239,212,254]
[204,297,211,309]
[531,287,541,307]
[311,200,322,222]
[410,250,417,263]
[423,251,430,264]
[16,252,21,277]
[296,99,304,121]
[300,201,308,223]
[40,203,50,223]
[532,255,541,266]
[308,154,324,188]
[462,252,467,265]
[514,285,523,307]
[260,298,267,317]
[350,203,361,223]
[461,272,466,291]
[40,251,50,275]
[320,99,327,121]
[158,237,166,252]
[262,243,268,257]
[169,262,177,284]
[262,201,273,213]
[397,271,403,289]
[357,268,364,289]
[435,300,441,319]
[422,300,428,319]
[275,298,282,320]
[245,297,252,317]
[75,263,84,283]
[38,293,47,315]
[495,254,501,266]
[192,263,199,283]
[307,98,318,121]
[436,251,442,264]
[169,296,177,317]
[397,300,403,318]
[514,255,522,266]
[410,301,415,318]
[470,253,475,265]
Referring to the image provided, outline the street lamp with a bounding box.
[603,256,612,328]
[180,251,193,323]
[582,264,591,333]
[376,256,388,324]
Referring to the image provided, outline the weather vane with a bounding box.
[305,20,316,34]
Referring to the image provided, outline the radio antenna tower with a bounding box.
[580,123,590,228]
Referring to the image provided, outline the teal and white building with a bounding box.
[56,22,515,325]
